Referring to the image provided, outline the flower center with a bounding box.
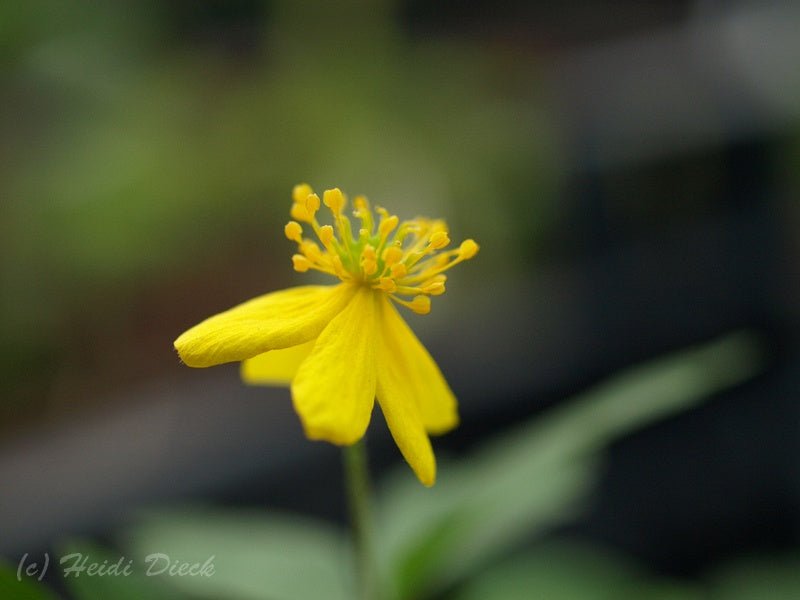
[283,183,479,314]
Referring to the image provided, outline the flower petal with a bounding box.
[240,340,316,386]
[291,287,378,445]
[376,296,436,486]
[174,284,355,368]
[382,296,459,434]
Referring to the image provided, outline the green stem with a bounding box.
[343,439,377,600]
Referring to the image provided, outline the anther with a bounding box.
[458,239,479,259]
[292,183,314,204]
[319,225,334,246]
[382,246,403,266]
[422,280,446,296]
[323,188,346,214]
[362,245,377,262]
[284,221,303,243]
[300,240,323,262]
[354,195,369,212]
[290,203,311,222]
[428,231,450,250]
[362,260,378,276]
[422,274,447,296]
[361,244,378,276]
[376,277,397,292]
[379,215,399,238]
[305,193,321,216]
[409,295,431,315]
[390,263,407,279]
[292,254,311,272]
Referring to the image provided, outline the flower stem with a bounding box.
[343,439,378,600]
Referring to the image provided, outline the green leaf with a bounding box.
[0,561,57,600]
[454,540,702,600]
[57,539,180,600]
[124,509,353,600]
[708,554,800,599]
[377,332,763,598]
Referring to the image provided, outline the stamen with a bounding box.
[284,221,303,243]
[300,240,323,262]
[361,244,378,276]
[318,225,334,247]
[374,277,397,292]
[292,183,314,204]
[305,193,321,218]
[292,254,311,272]
[382,245,403,267]
[428,231,450,250]
[290,203,312,223]
[421,275,447,295]
[390,263,407,279]
[458,239,479,259]
[323,188,346,214]
[285,184,475,316]
[392,295,431,315]
[354,195,374,233]
[379,214,399,238]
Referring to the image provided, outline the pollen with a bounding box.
[283,184,479,314]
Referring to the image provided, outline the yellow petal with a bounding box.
[174,284,355,368]
[381,296,459,434]
[240,339,316,386]
[376,296,436,486]
[291,287,378,445]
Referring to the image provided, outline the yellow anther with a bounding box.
[284,221,303,243]
[458,239,479,259]
[382,245,403,266]
[379,215,399,238]
[292,254,311,272]
[428,230,450,250]
[361,244,377,262]
[376,277,397,292]
[292,183,314,204]
[421,275,447,295]
[361,243,378,276]
[409,295,431,315]
[319,224,334,246]
[305,193,321,216]
[362,260,378,276]
[300,240,323,262]
[390,263,408,279]
[422,281,446,296]
[290,202,311,222]
[354,195,369,212]
[287,184,476,292]
[354,195,373,232]
[323,188,345,214]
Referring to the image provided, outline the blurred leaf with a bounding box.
[454,540,702,600]
[58,539,180,600]
[708,554,800,599]
[0,561,56,600]
[124,509,353,600]
[377,331,763,598]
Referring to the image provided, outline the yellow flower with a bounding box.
[174,184,479,486]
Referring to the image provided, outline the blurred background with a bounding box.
[1,0,800,598]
